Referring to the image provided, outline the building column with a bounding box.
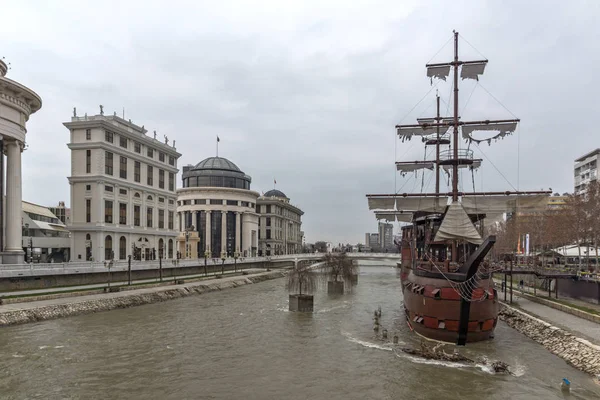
[4,140,24,262]
[192,210,198,230]
[221,211,227,257]
[235,212,241,255]
[205,210,211,255]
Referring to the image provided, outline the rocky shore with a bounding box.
[0,270,286,327]
[500,304,600,377]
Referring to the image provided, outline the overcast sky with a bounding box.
[1,0,598,244]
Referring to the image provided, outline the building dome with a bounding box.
[264,189,287,199]
[194,157,241,172]
[182,156,252,190]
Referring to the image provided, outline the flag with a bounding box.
[274,179,277,185]
[217,136,220,142]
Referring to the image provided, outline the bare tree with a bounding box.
[286,263,318,296]
[320,252,359,285]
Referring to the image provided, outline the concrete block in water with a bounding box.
[289,294,314,312]
[327,281,344,295]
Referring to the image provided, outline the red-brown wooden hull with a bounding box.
[400,266,499,344]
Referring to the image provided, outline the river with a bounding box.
[1,265,599,399]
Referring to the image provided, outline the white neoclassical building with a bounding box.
[0,59,42,264]
[177,157,259,258]
[65,110,181,262]
[257,189,304,256]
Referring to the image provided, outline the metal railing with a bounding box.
[0,252,399,278]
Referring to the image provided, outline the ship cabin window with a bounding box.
[432,288,441,299]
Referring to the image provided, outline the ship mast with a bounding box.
[435,93,441,194]
[452,30,459,202]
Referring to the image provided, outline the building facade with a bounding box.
[22,201,70,263]
[65,111,181,262]
[48,201,71,225]
[0,59,42,264]
[257,189,303,256]
[378,222,393,250]
[177,157,259,258]
[574,149,600,195]
[365,233,380,249]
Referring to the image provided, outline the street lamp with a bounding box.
[234,251,239,273]
[24,223,32,263]
[204,250,209,276]
[221,254,226,275]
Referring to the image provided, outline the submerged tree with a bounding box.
[287,262,318,296]
[320,252,359,294]
[287,262,318,312]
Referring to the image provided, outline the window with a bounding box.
[86,150,91,173]
[158,209,165,229]
[159,169,165,189]
[120,156,127,179]
[169,199,174,205]
[105,152,113,175]
[119,203,127,225]
[266,205,271,213]
[169,172,174,191]
[86,129,91,140]
[119,188,127,195]
[159,152,165,162]
[266,230,271,239]
[105,235,113,260]
[105,185,113,192]
[105,131,113,143]
[168,211,174,230]
[105,200,113,223]
[86,184,91,191]
[210,199,222,205]
[147,165,153,186]
[226,200,238,206]
[134,192,141,198]
[266,217,271,227]
[158,197,165,203]
[134,205,140,226]
[182,200,191,205]
[134,161,140,183]
[86,199,91,223]
[169,156,175,166]
[119,236,126,260]
[147,147,154,158]
[119,136,127,148]
[147,207,153,228]
[134,142,141,153]
[147,195,153,201]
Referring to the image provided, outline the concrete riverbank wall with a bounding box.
[0,260,292,291]
[0,270,286,328]
[499,303,600,377]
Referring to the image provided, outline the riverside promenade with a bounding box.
[0,268,285,327]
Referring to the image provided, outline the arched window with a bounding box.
[119,236,127,260]
[147,195,153,201]
[158,238,164,258]
[134,192,141,198]
[168,239,173,259]
[85,233,92,261]
[105,235,113,260]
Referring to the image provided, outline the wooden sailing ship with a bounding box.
[366,31,550,345]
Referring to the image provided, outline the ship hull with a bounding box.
[400,265,499,344]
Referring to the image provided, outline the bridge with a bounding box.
[0,253,400,291]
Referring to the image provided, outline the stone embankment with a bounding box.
[0,270,286,328]
[500,304,600,377]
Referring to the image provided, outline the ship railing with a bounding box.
[439,149,474,161]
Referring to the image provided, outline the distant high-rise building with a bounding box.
[48,201,70,225]
[369,233,379,249]
[574,149,600,195]
[378,222,393,249]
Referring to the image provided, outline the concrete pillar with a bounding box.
[235,212,241,255]
[205,210,211,255]
[221,211,227,257]
[192,210,198,230]
[4,140,24,263]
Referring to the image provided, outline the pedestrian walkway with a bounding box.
[511,292,600,344]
